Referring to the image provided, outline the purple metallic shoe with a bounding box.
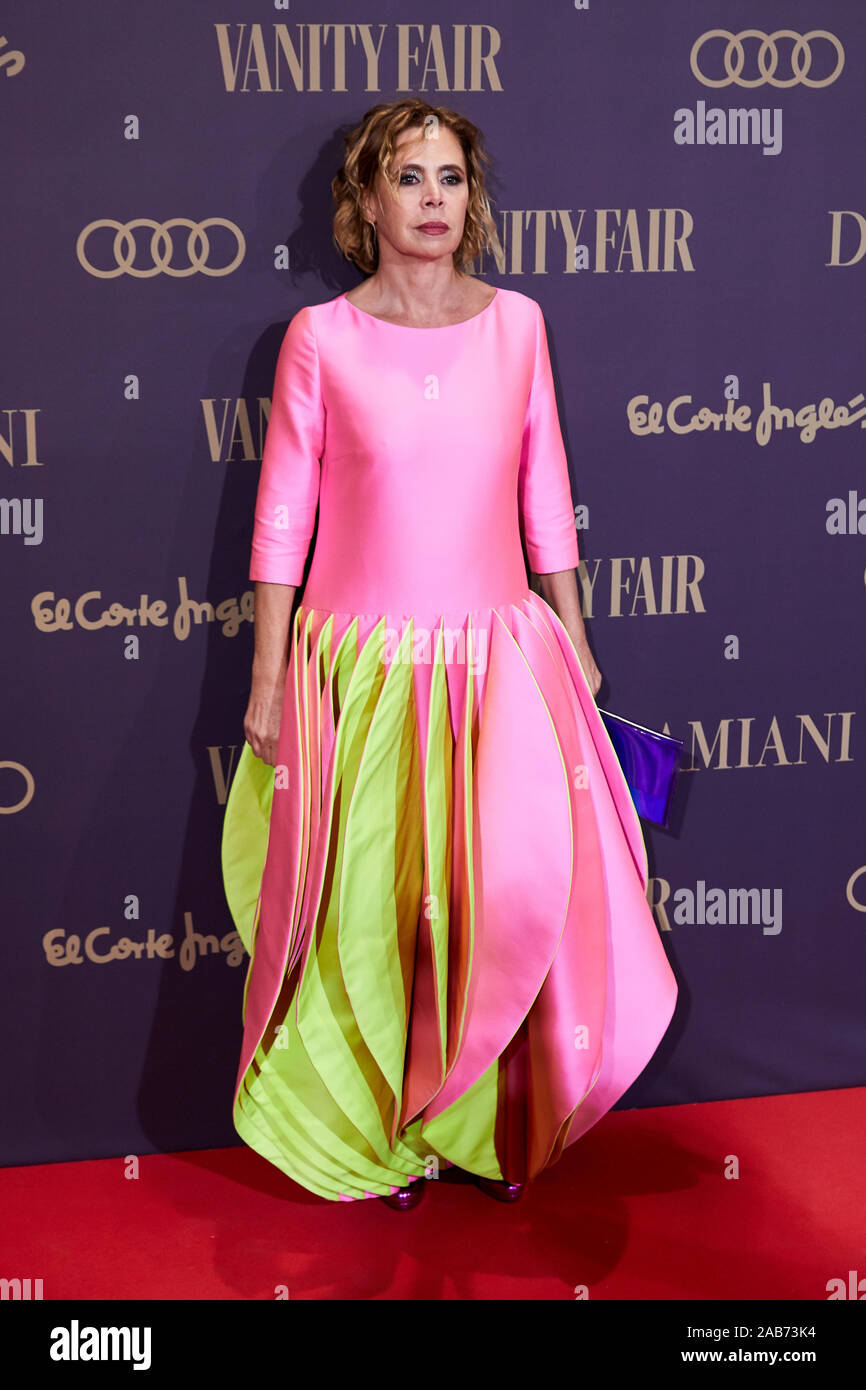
[474,1175,526,1203]
[381,1179,426,1211]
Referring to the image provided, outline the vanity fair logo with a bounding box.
[76,218,245,278]
[213,21,505,92]
[209,745,245,808]
[562,208,694,273]
[576,555,705,617]
[675,29,845,156]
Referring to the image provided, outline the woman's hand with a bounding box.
[243,673,285,767]
[570,630,602,700]
[243,582,296,766]
[535,568,603,700]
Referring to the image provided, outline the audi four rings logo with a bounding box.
[690,30,845,88]
[76,218,245,277]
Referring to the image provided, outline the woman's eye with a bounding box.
[399,172,462,185]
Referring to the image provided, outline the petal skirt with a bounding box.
[221,590,678,1201]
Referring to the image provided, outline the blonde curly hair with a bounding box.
[331,99,503,275]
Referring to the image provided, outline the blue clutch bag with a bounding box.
[597,708,684,828]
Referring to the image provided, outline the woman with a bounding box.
[221,99,678,1211]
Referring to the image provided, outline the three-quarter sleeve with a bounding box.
[249,305,325,585]
[517,300,580,574]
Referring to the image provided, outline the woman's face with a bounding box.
[362,123,470,266]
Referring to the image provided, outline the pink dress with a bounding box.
[221,284,678,1201]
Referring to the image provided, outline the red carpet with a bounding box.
[3,1087,864,1300]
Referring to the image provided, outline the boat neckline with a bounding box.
[339,286,500,330]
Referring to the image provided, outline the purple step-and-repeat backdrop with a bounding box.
[1,1,864,1168]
